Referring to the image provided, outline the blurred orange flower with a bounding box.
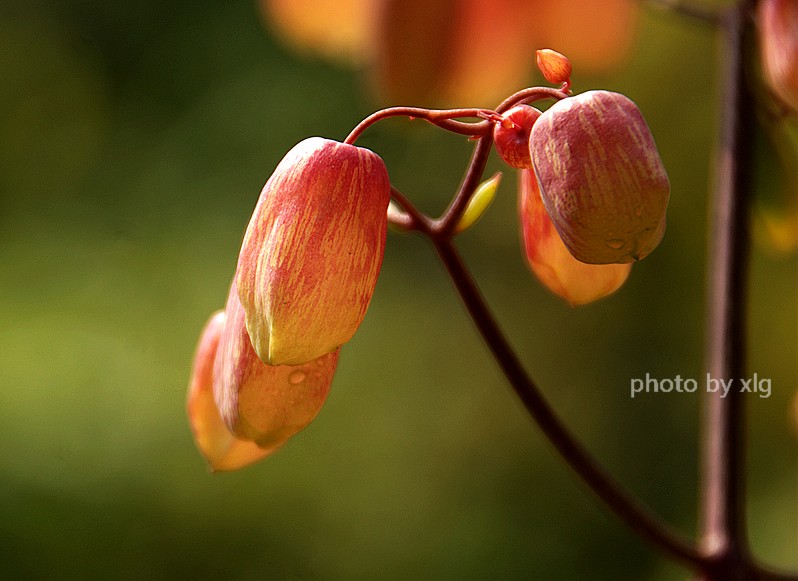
[758,0,798,114]
[260,0,639,105]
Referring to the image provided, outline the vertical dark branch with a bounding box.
[700,1,754,572]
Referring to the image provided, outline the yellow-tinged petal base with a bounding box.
[214,282,340,447]
[236,137,389,366]
[519,170,631,306]
[186,311,273,472]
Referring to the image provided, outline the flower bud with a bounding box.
[186,311,272,471]
[455,172,501,233]
[493,105,542,169]
[214,282,340,448]
[758,0,798,114]
[519,170,631,305]
[530,90,669,264]
[236,137,390,366]
[536,49,572,85]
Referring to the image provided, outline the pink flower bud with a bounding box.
[536,49,572,86]
[758,0,798,114]
[186,311,272,471]
[519,170,631,305]
[493,105,542,169]
[530,91,669,264]
[214,282,340,448]
[236,137,390,366]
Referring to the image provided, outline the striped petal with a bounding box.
[530,91,670,264]
[236,137,390,366]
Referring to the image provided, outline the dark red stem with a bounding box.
[431,237,703,567]
[344,107,494,144]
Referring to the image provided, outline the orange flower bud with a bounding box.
[519,170,631,306]
[758,0,798,114]
[236,137,390,366]
[493,105,542,169]
[186,311,272,471]
[214,282,340,448]
[536,49,572,85]
[530,91,670,264]
[532,0,638,73]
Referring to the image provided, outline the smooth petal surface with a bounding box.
[186,311,272,472]
[519,170,631,306]
[214,282,340,447]
[530,91,670,264]
[758,0,798,114]
[236,137,390,366]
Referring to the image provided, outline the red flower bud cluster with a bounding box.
[187,50,670,469]
[188,138,390,471]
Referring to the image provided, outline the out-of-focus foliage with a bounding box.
[0,1,795,579]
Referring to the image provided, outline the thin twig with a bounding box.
[344,106,494,144]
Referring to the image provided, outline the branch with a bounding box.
[432,237,703,568]
[699,3,753,568]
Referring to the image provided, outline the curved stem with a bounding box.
[388,185,433,232]
[431,237,703,568]
[344,87,569,146]
[494,86,570,114]
[433,86,569,232]
[344,107,494,144]
[433,134,495,236]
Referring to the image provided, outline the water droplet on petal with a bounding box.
[607,239,624,250]
[288,371,306,385]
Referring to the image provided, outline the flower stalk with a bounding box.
[187,2,798,576]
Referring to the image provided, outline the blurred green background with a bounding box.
[1,1,795,579]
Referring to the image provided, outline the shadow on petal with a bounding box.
[519,169,632,306]
[186,311,274,472]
